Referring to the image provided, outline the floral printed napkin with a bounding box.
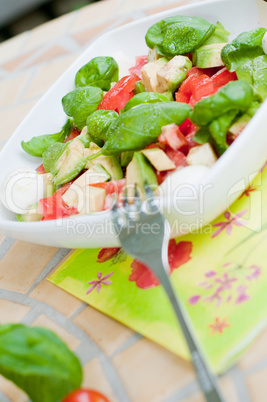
[49,163,267,373]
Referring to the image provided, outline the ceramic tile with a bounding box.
[0,99,37,141]
[2,50,36,72]
[239,328,267,370]
[24,13,73,52]
[115,0,160,16]
[29,279,82,318]
[0,376,28,402]
[112,338,194,402]
[0,299,31,324]
[82,358,118,401]
[27,45,69,67]
[0,32,29,66]
[69,0,119,34]
[73,305,134,356]
[0,71,31,108]
[72,22,113,47]
[246,367,267,402]
[23,53,79,99]
[0,241,58,293]
[32,314,81,350]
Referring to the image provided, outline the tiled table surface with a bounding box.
[0,0,266,401]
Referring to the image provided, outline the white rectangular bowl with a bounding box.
[0,0,266,248]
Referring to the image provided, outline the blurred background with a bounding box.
[0,0,100,42]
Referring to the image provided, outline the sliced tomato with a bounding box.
[129,55,147,79]
[39,182,78,221]
[189,75,217,106]
[165,148,187,168]
[158,124,187,150]
[211,67,237,87]
[97,75,140,112]
[36,164,46,174]
[63,389,109,402]
[90,179,126,195]
[64,127,81,142]
[187,66,223,78]
[97,248,120,262]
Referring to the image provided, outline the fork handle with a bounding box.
[157,269,224,402]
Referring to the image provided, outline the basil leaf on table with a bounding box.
[0,324,82,402]
[221,28,267,72]
[145,15,215,57]
[190,81,254,126]
[87,102,191,157]
[75,56,119,91]
[209,110,238,156]
[201,21,229,45]
[86,109,119,141]
[236,55,267,101]
[123,92,170,112]
[62,86,103,130]
[21,119,72,157]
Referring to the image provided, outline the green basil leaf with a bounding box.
[201,21,229,45]
[133,80,145,94]
[21,119,72,157]
[145,15,215,57]
[123,92,170,112]
[193,126,211,144]
[62,86,103,130]
[86,109,119,141]
[209,110,238,155]
[236,55,267,101]
[247,100,261,117]
[75,56,119,91]
[100,102,191,155]
[190,81,254,126]
[0,324,82,402]
[43,142,67,173]
[221,28,267,72]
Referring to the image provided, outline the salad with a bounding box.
[1,15,267,222]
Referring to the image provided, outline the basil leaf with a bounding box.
[236,55,267,101]
[133,80,145,94]
[123,92,170,112]
[202,21,229,45]
[86,109,118,141]
[221,28,267,72]
[145,16,215,57]
[21,119,72,157]
[193,126,211,144]
[190,81,253,126]
[100,102,191,155]
[0,324,82,402]
[43,142,67,173]
[209,110,238,155]
[75,56,119,91]
[62,86,103,130]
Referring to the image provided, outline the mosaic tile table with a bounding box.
[0,0,266,401]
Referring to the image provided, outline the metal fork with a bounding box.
[111,185,224,402]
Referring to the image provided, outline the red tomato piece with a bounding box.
[90,179,126,195]
[39,182,78,221]
[165,148,187,168]
[63,389,109,402]
[211,67,237,87]
[129,55,148,79]
[97,75,140,112]
[64,127,81,143]
[187,66,223,78]
[189,75,216,106]
[158,124,187,150]
[97,248,121,262]
[36,164,46,174]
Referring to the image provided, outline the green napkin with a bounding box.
[49,163,267,373]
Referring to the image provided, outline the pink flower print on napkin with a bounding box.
[86,272,113,294]
[212,210,247,238]
[209,317,230,335]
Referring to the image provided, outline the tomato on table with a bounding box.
[97,75,140,112]
[129,55,147,78]
[63,389,109,402]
